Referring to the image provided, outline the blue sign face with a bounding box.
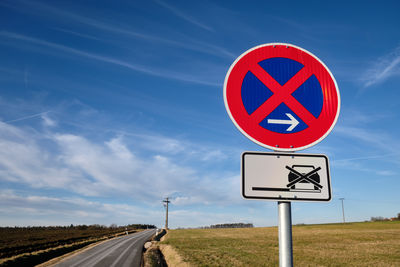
[241,57,323,134]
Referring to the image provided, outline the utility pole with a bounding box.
[163,197,170,230]
[339,198,345,223]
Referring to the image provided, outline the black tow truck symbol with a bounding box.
[251,164,323,193]
[286,165,322,192]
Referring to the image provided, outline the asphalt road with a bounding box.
[54,229,156,267]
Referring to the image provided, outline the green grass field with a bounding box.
[162,221,400,267]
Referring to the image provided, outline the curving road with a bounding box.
[54,229,156,267]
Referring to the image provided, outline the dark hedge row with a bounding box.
[1,239,96,267]
[0,224,155,259]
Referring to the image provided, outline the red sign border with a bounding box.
[224,43,340,151]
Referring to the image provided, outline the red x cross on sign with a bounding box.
[249,63,316,126]
[224,43,340,151]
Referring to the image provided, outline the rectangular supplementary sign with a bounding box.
[242,152,331,202]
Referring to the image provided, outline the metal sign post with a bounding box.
[241,151,332,266]
[224,43,340,267]
[278,201,293,267]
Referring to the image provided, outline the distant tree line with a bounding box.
[126,224,156,229]
[207,223,254,229]
[371,213,400,222]
[172,223,255,230]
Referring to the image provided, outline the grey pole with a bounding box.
[339,198,345,223]
[166,198,168,229]
[163,197,170,230]
[278,201,293,267]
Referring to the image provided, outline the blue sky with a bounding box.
[0,0,399,228]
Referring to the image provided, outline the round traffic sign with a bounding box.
[224,43,340,151]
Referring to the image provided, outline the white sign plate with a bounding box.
[242,152,331,201]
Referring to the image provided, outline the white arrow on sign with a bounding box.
[267,113,299,131]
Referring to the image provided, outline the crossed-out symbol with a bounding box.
[224,43,340,150]
[248,61,317,127]
[285,166,322,189]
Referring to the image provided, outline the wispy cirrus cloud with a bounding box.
[332,153,400,163]
[50,27,103,41]
[41,113,57,127]
[0,31,221,86]
[327,106,400,174]
[3,111,50,124]
[330,157,399,179]
[0,0,233,59]
[361,45,400,87]
[154,0,214,32]
[333,108,398,152]
[0,0,150,40]
[334,125,400,154]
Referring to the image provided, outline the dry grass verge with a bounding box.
[142,230,190,267]
[159,244,191,267]
[161,221,400,267]
[143,245,167,267]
